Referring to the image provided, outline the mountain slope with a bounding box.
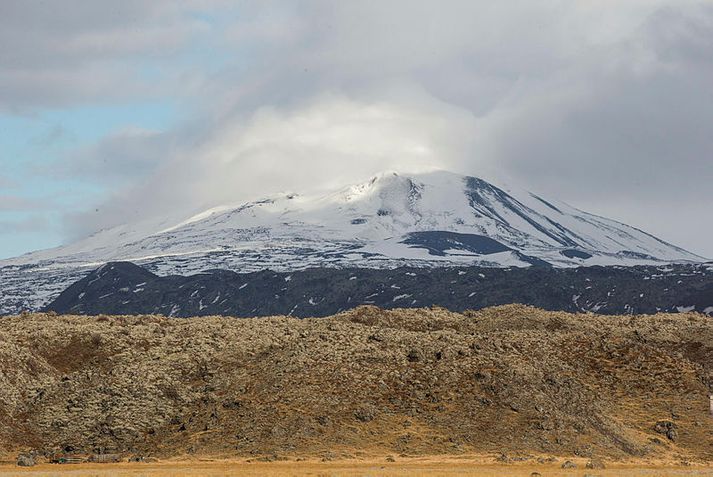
[0,171,704,314]
[46,261,713,317]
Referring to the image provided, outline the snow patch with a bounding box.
[392,294,412,302]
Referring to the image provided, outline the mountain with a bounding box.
[0,170,705,314]
[46,261,713,317]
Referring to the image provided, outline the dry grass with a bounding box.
[1,304,712,465]
[1,456,713,476]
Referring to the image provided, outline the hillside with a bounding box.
[47,261,713,317]
[2,305,713,464]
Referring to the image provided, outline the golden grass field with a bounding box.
[2,456,713,477]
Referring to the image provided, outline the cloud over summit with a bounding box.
[2,0,712,257]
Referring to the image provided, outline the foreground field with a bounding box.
[1,457,713,477]
[1,305,713,465]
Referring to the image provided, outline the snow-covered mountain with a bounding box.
[0,170,704,314]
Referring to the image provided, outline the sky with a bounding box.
[0,0,712,259]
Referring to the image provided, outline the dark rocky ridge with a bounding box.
[45,261,713,318]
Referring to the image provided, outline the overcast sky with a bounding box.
[1,0,711,259]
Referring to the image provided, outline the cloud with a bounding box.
[3,0,712,257]
[0,0,225,112]
[464,2,713,256]
[0,65,155,112]
[0,215,49,235]
[0,176,17,188]
[66,92,479,238]
[30,124,68,147]
[60,127,166,183]
[0,195,46,211]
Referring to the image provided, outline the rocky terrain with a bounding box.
[1,305,713,464]
[46,261,713,317]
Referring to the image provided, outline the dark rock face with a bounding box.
[401,231,512,256]
[44,261,713,318]
[561,249,593,260]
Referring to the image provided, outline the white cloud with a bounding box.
[0,215,49,234]
[0,195,46,211]
[62,127,166,182]
[3,0,711,257]
[67,92,480,237]
[0,0,224,111]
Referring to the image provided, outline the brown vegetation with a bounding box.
[1,305,712,464]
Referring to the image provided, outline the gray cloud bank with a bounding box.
[2,1,712,257]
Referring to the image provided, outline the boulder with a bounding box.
[654,420,678,441]
[16,454,35,467]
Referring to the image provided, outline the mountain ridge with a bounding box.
[45,261,713,318]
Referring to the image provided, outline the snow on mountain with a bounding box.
[0,170,704,314]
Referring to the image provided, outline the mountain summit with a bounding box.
[0,170,703,313]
